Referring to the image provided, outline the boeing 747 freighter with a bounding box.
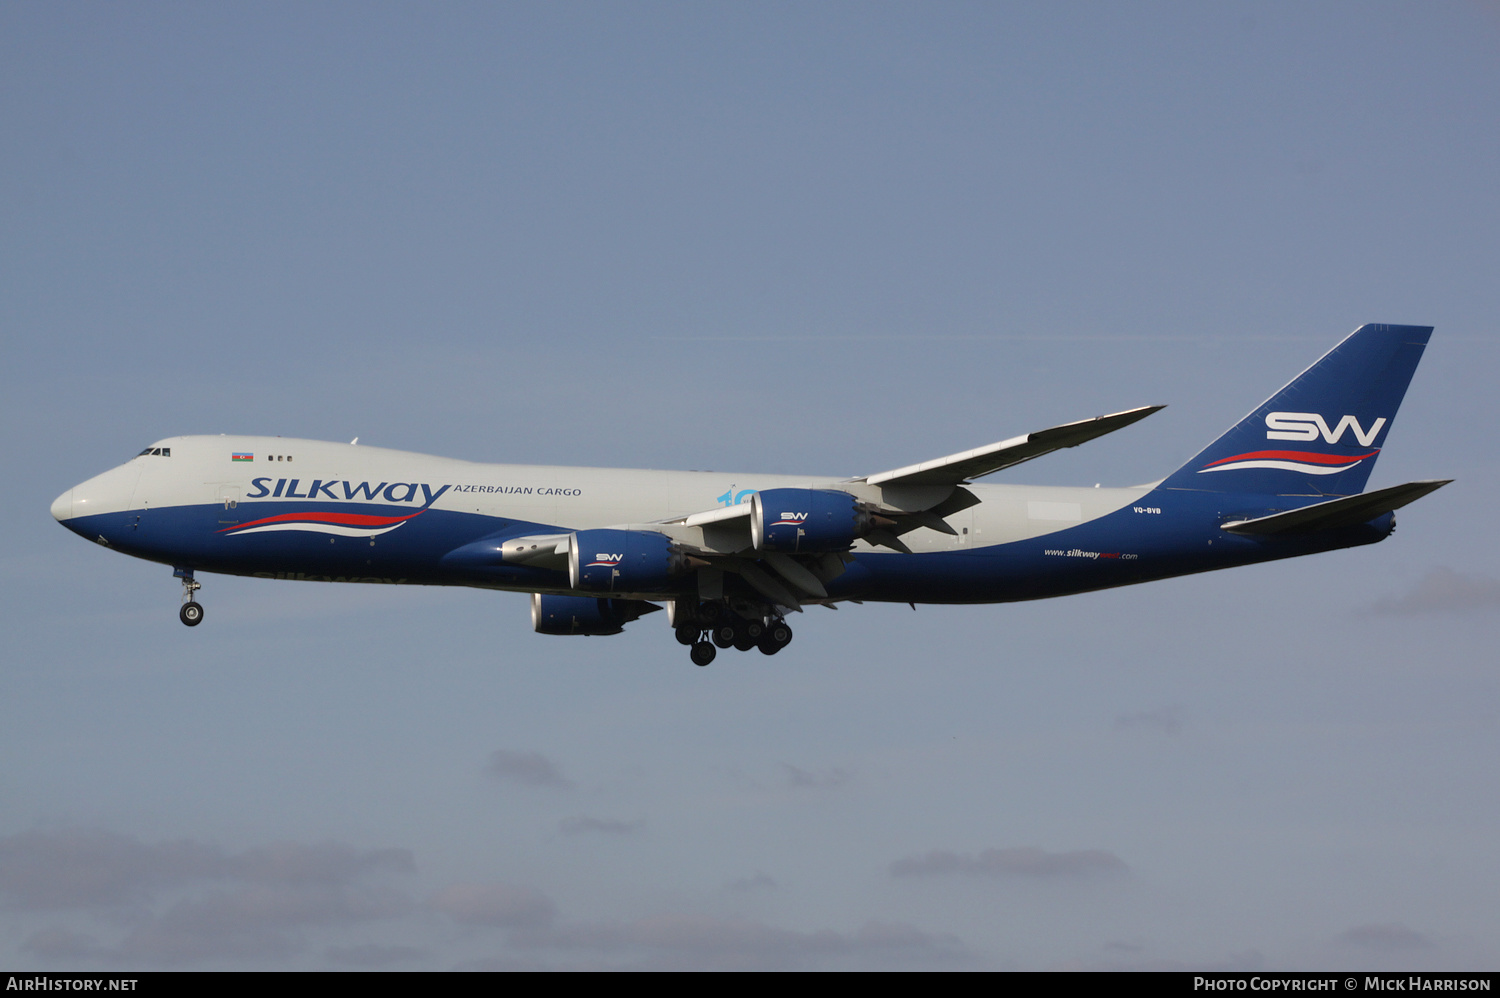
[51,323,1448,665]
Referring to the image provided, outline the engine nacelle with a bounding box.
[751,488,873,552]
[531,593,658,635]
[569,528,694,593]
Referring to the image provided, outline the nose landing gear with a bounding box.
[174,567,203,627]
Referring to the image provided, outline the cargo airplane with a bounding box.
[51,323,1448,665]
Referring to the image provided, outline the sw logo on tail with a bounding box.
[1265,412,1387,446]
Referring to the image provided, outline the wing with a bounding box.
[487,405,1164,610]
[859,405,1163,488]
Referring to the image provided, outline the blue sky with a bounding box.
[2,2,1497,970]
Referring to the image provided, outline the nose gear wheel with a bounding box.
[175,568,203,627]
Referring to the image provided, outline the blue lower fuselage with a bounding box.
[61,486,1392,606]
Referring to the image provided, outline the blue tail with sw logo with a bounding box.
[1159,323,1433,496]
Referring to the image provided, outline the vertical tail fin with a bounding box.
[1159,323,1433,496]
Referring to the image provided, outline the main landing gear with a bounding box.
[676,605,792,666]
[174,567,203,627]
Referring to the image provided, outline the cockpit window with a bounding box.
[136,447,172,457]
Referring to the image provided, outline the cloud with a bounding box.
[507,913,969,970]
[485,750,574,789]
[0,829,412,911]
[451,955,552,972]
[1103,940,1144,953]
[781,763,853,790]
[1369,567,1500,615]
[0,830,419,965]
[325,943,430,966]
[723,872,777,893]
[22,927,109,961]
[1115,704,1185,735]
[853,919,967,959]
[1075,949,1266,973]
[557,816,641,836]
[227,841,414,885]
[117,910,301,963]
[117,918,298,963]
[117,883,415,964]
[430,883,556,928]
[1338,923,1433,952]
[889,846,1128,879]
[0,829,221,909]
[2,833,969,970]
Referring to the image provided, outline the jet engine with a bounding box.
[750,488,878,552]
[568,528,697,593]
[531,593,659,635]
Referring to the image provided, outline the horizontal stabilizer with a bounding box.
[862,405,1163,488]
[1221,479,1451,535]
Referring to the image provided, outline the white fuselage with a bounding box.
[54,435,1154,560]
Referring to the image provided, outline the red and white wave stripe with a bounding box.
[1197,449,1377,476]
[220,509,426,538]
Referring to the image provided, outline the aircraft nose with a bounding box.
[51,488,74,523]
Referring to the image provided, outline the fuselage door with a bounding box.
[951,507,975,547]
[216,483,244,526]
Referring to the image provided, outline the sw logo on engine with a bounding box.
[1265,411,1387,447]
